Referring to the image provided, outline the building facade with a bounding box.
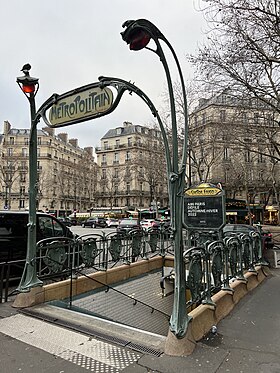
[95,121,169,210]
[0,121,97,216]
[189,92,280,223]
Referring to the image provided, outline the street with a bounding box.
[70,225,117,236]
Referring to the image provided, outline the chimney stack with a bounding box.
[69,138,78,147]
[58,133,68,143]
[43,127,55,136]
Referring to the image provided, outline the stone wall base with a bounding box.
[164,266,270,356]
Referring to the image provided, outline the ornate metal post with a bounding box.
[121,19,190,337]
[16,64,43,291]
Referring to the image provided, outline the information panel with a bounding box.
[183,183,226,230]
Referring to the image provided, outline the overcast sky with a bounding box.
[1,1,206,151]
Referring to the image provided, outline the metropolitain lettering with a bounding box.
[49,89,112,124]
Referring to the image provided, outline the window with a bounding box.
[202,113,206,125]
[114,168,119,178]
[6,172,12,181]
[225,169,229,183]
[266,114,273,126]
[20,186,25,195]
[38,137,41,145]
[127,137,132,146]
[115,139,120,148]
[258,171,264,181]
[38,216,64,238]
[221,94,227,104]
[7,162,13,170]
[258,153,265,163]
[37,148,40,157]
[220,110,226,122]
[19,200,25,208]
[7,148,13,156]
[24,138,29,145]
[20,173,26,182]
[223,147,229,160]
[9,137,14,145]
[242,112,248,123]
[102,169,106,179]
[245,150,251,162]
[114,153,119,163]
[126,182,130,193]
[125,151,131,161]
[104,141,109,150]
[125,168,131,178]
[254,113,259,124]
[102,154,107,164]
[22,148,28,157]
[21,161,27,169]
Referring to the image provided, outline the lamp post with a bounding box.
[16,64,43,291]
[121,19,190,338]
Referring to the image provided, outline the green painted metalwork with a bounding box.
[16,67,43,292]
[44,245,67,274]
[81,238,98,266]
[211,244,223,289]
[108,235,122,262]
[121,18,190,338]
[228,238,239,277]
[13,225,268,316]
[148,231,158,253]
[185,249,203,302]
[131,232,143,259]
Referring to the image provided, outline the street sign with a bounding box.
[183,183,226,230]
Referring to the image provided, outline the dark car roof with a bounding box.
[223,224,256,232]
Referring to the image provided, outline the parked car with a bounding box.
[223,224,274,249]
[140,219,160,231]
[106,218,119,228]
[0,210,74,277]
[116,218,142,234]
[81,217,107,228]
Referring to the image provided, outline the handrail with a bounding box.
[70,266,170,320]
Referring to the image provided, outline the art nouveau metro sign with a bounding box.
[38,76,159,129]
[39,81,114,128]
[48,87,113,127]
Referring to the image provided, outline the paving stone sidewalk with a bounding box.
[1,268,279,373]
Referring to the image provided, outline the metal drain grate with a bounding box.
[20,308,163,357]
[126,342,163,357]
